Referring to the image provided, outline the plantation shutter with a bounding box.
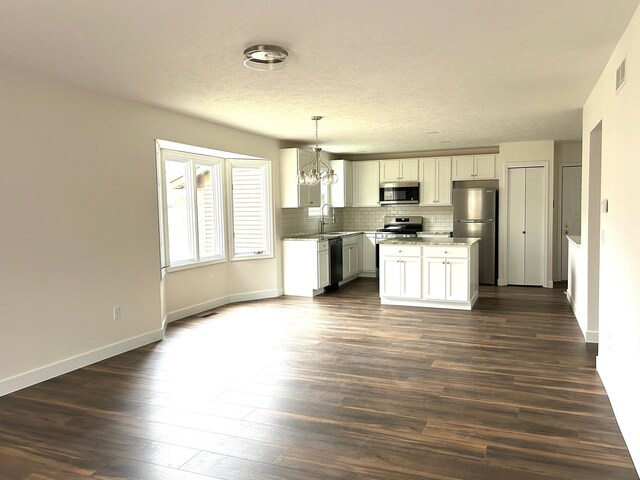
[230,161,272,258]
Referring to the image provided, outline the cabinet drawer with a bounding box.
[342,234,359,246]
[380,245,421,257]
[318,240,329,252]
[422,246,468,258]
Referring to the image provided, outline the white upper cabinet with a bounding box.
[419,157,452,206]
[380,158,419,182]
[330,159,353,207]
[452,155,496,180]
[352,160,380,207]
[280,148,321,208]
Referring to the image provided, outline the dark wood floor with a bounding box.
[1,279,637,480]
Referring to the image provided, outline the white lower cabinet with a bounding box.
[423,256,469,301]
[318,247,330,289]
[379,242,479,310]
[283,240,330,297]
[342,235,361,282]
[380,256,422,299]
[360,233,377,277]
[379,245,422,299]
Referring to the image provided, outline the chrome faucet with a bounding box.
[320,203,335,234]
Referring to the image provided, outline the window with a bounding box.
[160,149,225,267]
[228,160,273,260]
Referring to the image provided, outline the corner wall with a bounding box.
[0,66,281,395]
[582,3,640,472]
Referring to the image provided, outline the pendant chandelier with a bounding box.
[296,116,338,186]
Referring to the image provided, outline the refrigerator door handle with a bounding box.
[455,219,493,223]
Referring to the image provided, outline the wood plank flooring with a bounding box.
[1,279,637,480]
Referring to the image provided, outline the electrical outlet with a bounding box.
[113,306,121,320]
[601,229,605,245]
[209,275,215,286]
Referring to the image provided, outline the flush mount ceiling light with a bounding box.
[243,44,288,71]
[296,116,338,186]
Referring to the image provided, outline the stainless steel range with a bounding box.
[375,216,423,269]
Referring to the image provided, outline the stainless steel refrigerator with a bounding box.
[453,182,498,285]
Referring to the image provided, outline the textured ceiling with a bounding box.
[0,0,638,155]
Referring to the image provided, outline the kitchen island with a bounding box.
[379,237,480,310]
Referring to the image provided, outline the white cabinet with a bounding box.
[379,242,479,310]
[342,235,361,281]
[379,245,422,299]
[419,157,452,206]
[283,239,330,296]
[352,160,380,207]
[280,148,321,208]
[330,159,353,207]
[452,155,495,180]
[318,247,330,289]
[380,159,419,182]
[507,166,546,286]
[361,233,377,277]
[423,256,469,301]
[422,246,473,303]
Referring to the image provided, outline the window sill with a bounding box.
[166,257,227,273]
[230,253,274,262]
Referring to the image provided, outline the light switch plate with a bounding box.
[601,199,608,213]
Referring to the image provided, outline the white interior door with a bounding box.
[524,167,545,286]
[507,166,546,286]
[561,166,582,281]
[507,168,526,284]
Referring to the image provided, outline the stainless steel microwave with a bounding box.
[379,182,420,205]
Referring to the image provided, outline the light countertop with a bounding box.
[567,235,581,246]
[282,231,366,241]
[380,237,481,246]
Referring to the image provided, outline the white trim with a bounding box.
[0,329,164,397]
[585,330,599,343]
[166,288,281,323]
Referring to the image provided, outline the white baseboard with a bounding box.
[0,329,164,397]
[166,288,281,323]
[358,271,377,278]
[585,330,599,343]
[228,288,280,304]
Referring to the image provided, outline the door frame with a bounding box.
[500,161,552,287]
[557,163,582,281]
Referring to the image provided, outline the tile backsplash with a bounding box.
[342,205,453,232]
[280,208,345,236]
[281,205,453,236]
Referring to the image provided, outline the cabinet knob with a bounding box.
[444,250,447,254]
[522,231,526,234]
[442,261,445,264]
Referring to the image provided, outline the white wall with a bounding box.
[497,141,555,287]
[0,66,282,395]
[583,3,640,471]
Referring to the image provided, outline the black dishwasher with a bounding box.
[326,237,343,291]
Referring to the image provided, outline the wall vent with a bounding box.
[616,57,626,93]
